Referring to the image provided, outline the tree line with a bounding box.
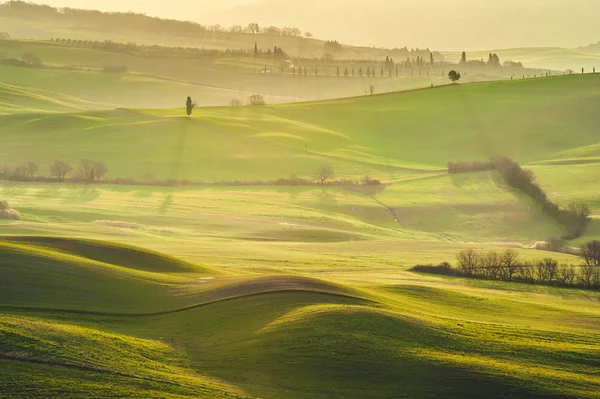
[0,160,108,182]
[448,157,591,238]
[412,247,600,290]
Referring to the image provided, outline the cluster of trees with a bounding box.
[0,32,10,40]
[460,51,514,68]
[448,157,591,238]
[0,160,108,182]
[413,248,600,290]
[228,94,266,106]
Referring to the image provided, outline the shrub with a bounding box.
[361,176,382,186]
[410,263,454,276]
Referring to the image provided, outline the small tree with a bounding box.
[186,96,195,116]
[26,162,39,180]
[50,160,72,182]
[314,165,334,185]
[369,85,375,95]
[230,98,243,107]
[344,68,349,77]
[448,70,461,83]
[247,94,266,105]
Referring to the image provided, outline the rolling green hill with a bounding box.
[1,243,599,398]
[1,69,600,398]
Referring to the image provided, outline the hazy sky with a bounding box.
[37,0,600,50]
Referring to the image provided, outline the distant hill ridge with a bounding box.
[0,0,441,59]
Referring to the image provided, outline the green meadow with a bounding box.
[1,62,600,398]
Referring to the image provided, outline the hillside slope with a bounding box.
[1,74,599,182]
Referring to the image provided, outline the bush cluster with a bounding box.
[412,248,600,290]
[447,157,591,238]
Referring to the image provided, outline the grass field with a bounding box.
[1,69,600,398]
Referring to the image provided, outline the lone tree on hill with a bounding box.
[314,165,334,185]
[186,97,195,116]
[448,70,461,83]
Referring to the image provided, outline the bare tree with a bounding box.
[76,159,95,181]
[26,162,39,180]
[230,98,242,107]
[50,160,72,182]
[500,250,519,281]
[535,258,558,283]
[482,251,501,279]
[92,161,108,181]
[313,165,334,185]
[557,265,576,285]
[578,265,598,288]
[456,250,480,276]
[580,241,600,266]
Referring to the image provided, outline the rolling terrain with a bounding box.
[1,67,600,398]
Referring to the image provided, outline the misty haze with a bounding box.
[0,1,599,398]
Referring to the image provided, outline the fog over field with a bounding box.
[36,0,600,49]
